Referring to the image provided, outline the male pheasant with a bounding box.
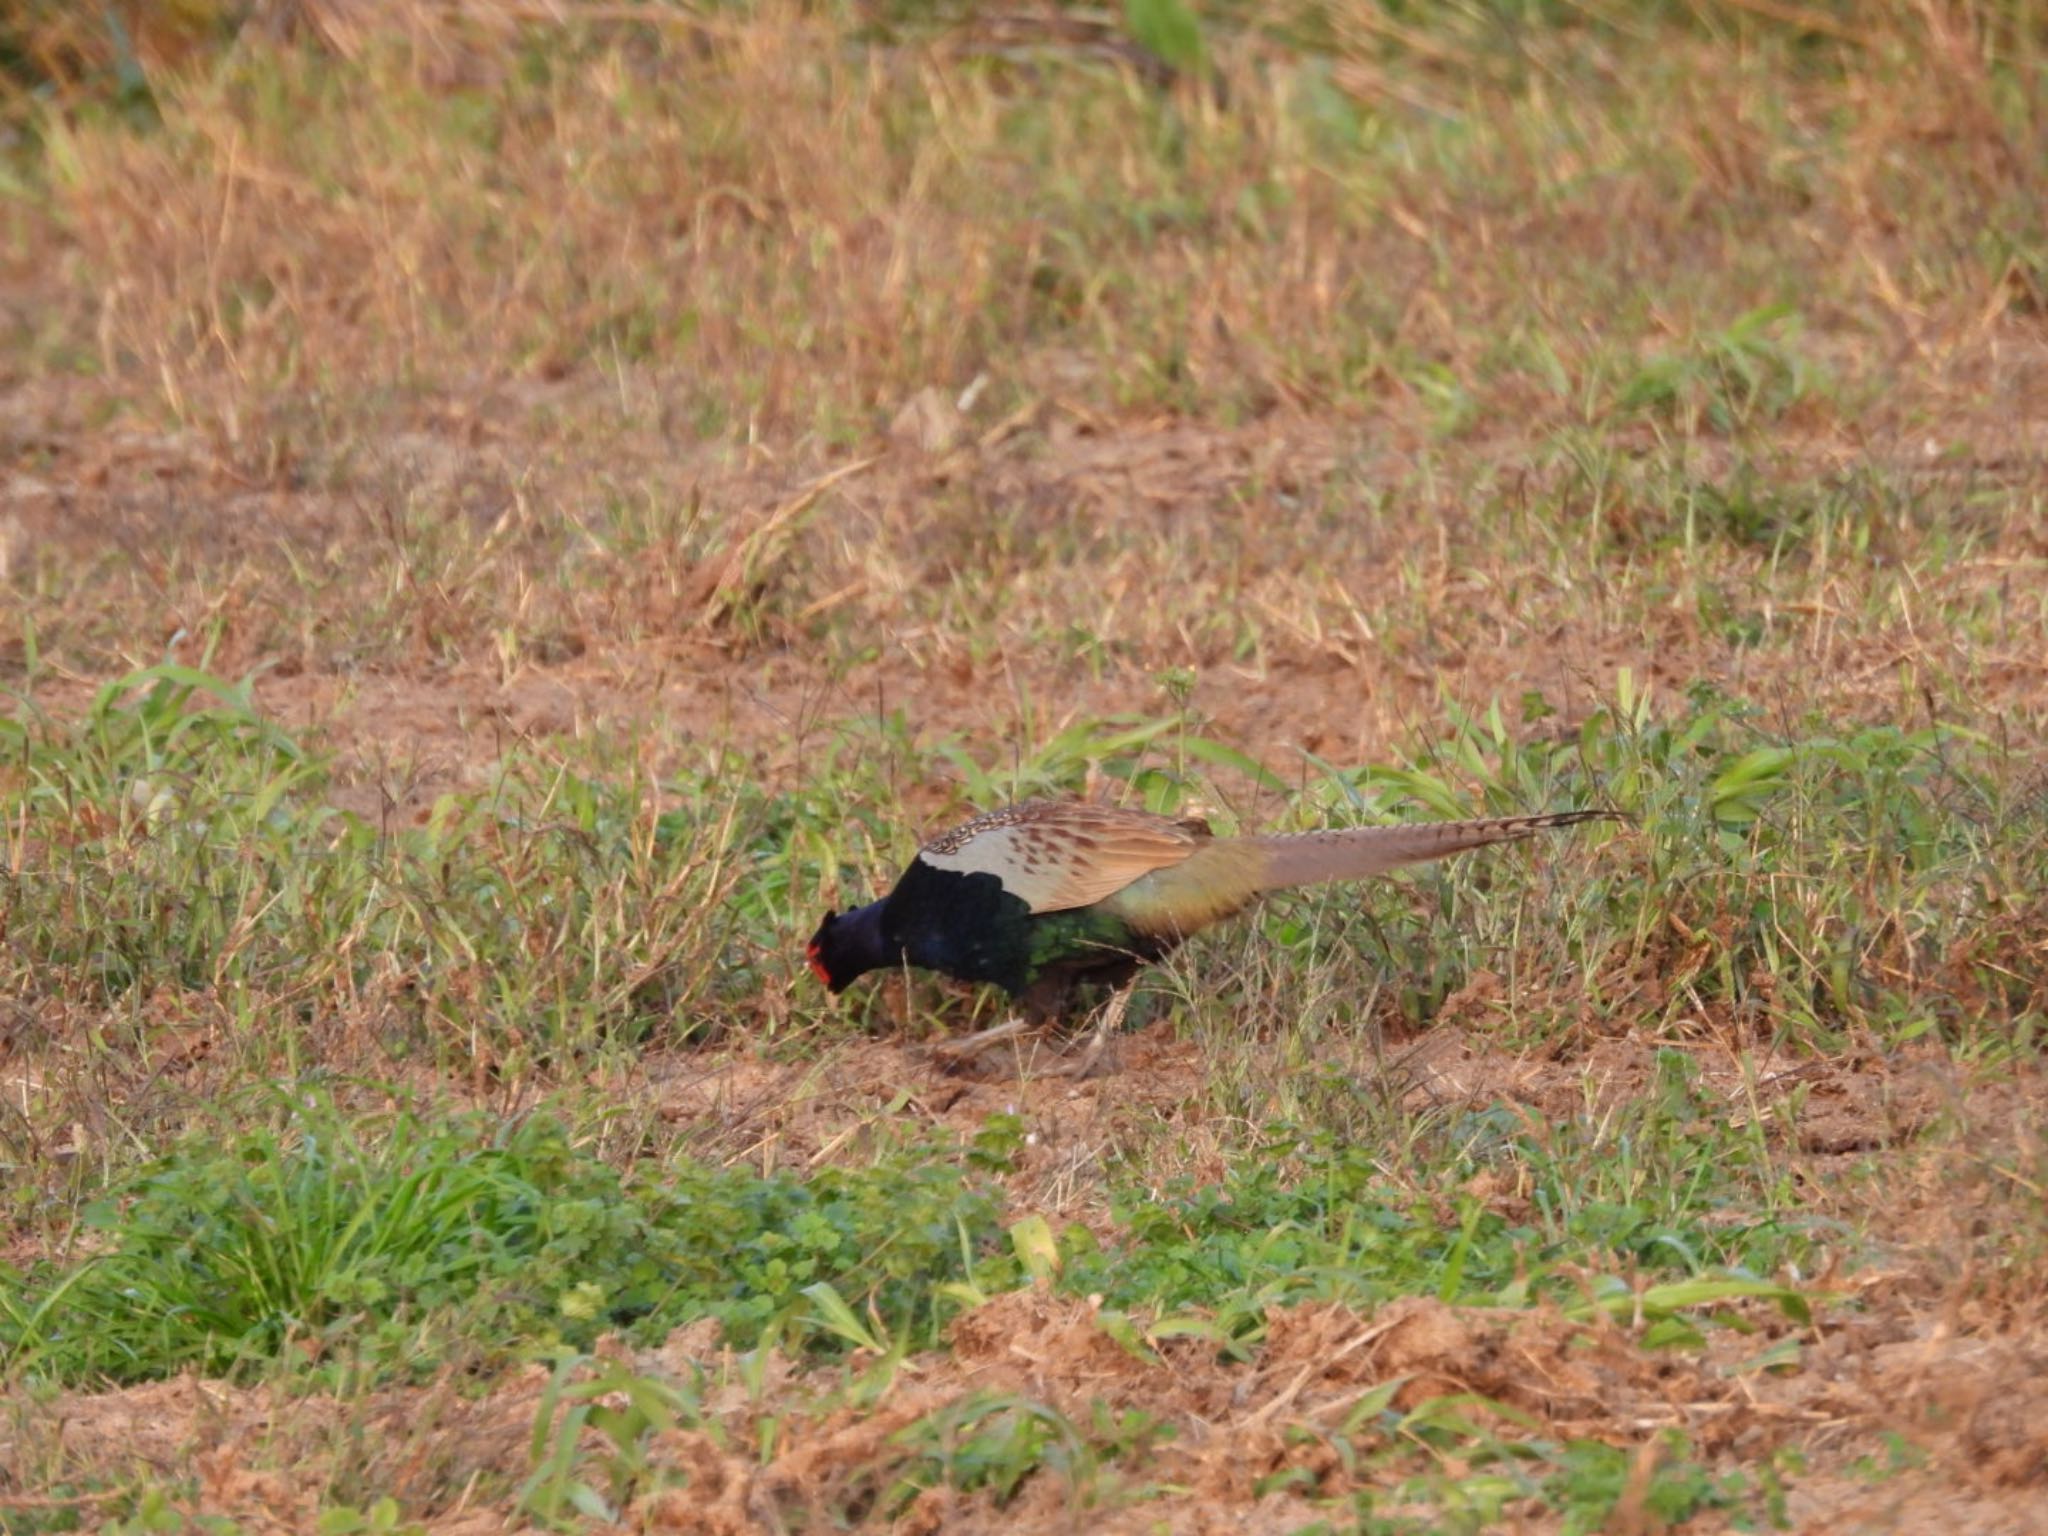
[806,799,1618,1072]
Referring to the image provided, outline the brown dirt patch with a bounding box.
[1395,1024,1955,1155]
[14,1284,2047,1534]
[12,411,2046,827]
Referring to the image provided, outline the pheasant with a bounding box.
[806,799,1619,1073]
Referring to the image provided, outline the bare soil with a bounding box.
[14,1258,2047,1534]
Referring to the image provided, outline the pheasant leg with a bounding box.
[929,1015,1034,1069]
[1049,981,1136,1079]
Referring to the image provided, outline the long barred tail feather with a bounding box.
[1248,809,1624,893]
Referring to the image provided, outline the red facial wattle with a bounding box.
[806,942,831,987]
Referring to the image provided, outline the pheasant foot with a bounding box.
[1046,983,1136,1079]
[929,1015,1034,1071]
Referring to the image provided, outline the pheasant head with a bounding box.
[805,904,896,994]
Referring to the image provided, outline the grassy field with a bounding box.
[1,0,2045,1530]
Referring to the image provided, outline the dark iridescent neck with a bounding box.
[830,900,898,985]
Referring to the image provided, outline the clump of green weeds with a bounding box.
[3,1071,1824,1393]
[0,663,789,1073]
[0,1098,1017,1387]
[1216,673,2039,1065]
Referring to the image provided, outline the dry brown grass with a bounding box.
[3,4,2042,729]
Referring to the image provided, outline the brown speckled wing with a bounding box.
[917,800,1208,914]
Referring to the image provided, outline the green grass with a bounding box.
[0,1100,1008,1385]
[0,1055,1816,1389]
[0,1086,1819,1529]
[4,659,2035,1094]
[1,659,2029,1318]
[1,658,2037,1529]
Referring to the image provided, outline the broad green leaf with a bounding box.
[1123,0,1205,73]
[1180,735,1289,792]
[1009,1215,1061,1283]
[801,1281,888,1352]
